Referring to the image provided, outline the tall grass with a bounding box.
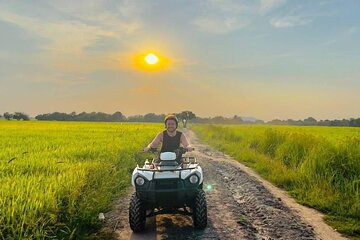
[0,121,162,239]
[192,124,360,237]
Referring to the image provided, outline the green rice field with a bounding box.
[1,121,359,238]
[0,121,162,239]
[192,124,360,237]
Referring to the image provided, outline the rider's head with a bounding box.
[164,114,178,132]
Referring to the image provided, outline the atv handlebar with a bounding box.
[145,147,194,154]
[148,147,158,153]
[176,147,195,155]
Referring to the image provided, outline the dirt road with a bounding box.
[96,130,347,240]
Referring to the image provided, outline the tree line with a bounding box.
[1,112,30,121]
[1,111,359,127]
[267,117,360,127]
[33,111,196,126]
[35,111,126,122]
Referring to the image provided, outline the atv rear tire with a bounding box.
[193,189,207,229]
[129,193,146,232]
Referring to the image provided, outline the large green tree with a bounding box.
[12,112,30,121]
[176,111,196,128]
[3,112,13,120]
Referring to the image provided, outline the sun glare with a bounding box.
[132,51,170,71]
[145,53,159,65]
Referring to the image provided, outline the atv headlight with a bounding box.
[189,175,199,184]
[135,177,145,186]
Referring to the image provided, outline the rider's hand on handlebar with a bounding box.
[185,146,195,152]
[144,147,157,153]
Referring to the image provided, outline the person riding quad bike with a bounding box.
[144,114,193,155]
[129,114,207,232]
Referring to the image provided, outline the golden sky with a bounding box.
[0,1,359,120]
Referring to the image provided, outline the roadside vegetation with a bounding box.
[0,121,162,239]
[192,124,360,237]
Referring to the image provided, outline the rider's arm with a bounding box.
[144,132,163,151]
[180,133,193,151]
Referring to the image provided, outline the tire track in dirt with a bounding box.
[93,129,346,240]
[197,152,314,239]
[188,129,347,240]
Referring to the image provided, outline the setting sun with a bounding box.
[145,53,159,65]
[132,51,171,71]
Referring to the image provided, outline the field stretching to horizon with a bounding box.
[192,124,360,237]
[1,121,359,239]
[0,121,162,239]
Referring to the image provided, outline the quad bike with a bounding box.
[129,147,207,232]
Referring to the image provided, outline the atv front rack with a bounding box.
[136,167,198,172]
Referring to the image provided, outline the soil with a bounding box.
[93,129,348,240]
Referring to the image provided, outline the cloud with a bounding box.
[346,27,357,35]
[194,16,247,34]
[321,26,358,46]
[206,0,247,13]
[83,36,123,54]
[0,2,144,52]
[0,1,148,78]
[193,0,251,34]
[193,0,288,33]
[270,16,312,28]
[269,1,335,29]
[43,0,144,33]
[0,19,48,55]
[259,0,286,14]
[0,3,142,54]
[0,10,115,72]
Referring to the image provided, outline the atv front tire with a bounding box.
[129,193,146,232]
[193,189,207,229]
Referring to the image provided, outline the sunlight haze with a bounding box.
[0,0,359,120]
